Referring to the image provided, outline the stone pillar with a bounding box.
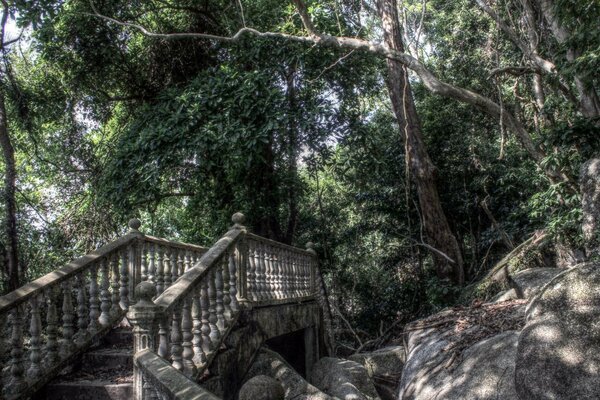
[304,325,318,380]
[581,159,600,258]
[232,212,252,309]
[128,218,144,305]
[128,281,161,400]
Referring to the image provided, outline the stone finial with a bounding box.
[134,281,156,305]
[232,212,246,229]
[306,242,317,255]
[129,218,142,232]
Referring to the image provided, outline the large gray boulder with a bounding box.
[513,267,565,297]
[245,348,335,400]
[349,346,405,400]
[581,159,600,256]
[493,267,564,302]
[239,375,285,400]
[515,262,600,399]
[310,357,380,400]
[398,328,519,400]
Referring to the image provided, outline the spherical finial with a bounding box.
[306,242,315,250]
[129,218,141,231]
[232,212,246,227]
[135,281,155,303]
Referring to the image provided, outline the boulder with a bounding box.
[581,159,600,256]
[310,357,380,400]
[398,330,519,400]
[245,348,335,400]
[513,267,564,298]
[349,346,405,400]
[239,375,285,400]
[515,262,600,399]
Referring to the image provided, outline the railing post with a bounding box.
[128,281,161,400]
[231,212,251,309]
[306,242,317,295]
[128,218,144,306]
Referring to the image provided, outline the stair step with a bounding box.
[101,328,133,347]
[82,348,133,371]
[40,381,132,400]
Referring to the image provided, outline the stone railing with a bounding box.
[0,220,208,400]
[130,213,325,399]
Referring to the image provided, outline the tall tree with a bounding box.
[375,0,464,283]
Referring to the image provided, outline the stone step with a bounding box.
[38,381,132,400]
[101,328,133,347]
[82,348,133,371]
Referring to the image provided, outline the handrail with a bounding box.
[144,235,208,253]
[0,232,139,315]
[245,232,314,256]
[154,228,243,314]
[135,349,221,400]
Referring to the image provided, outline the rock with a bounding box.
[239,375,285,400]
[398,330,519,400]
[349,346,405,400]
[513,267,564,298]
[245,348,335,400]
[581,158,600,257]
[310,357,380,400]
[515,262,600,399]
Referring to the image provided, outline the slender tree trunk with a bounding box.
[284,66,298,244]
[0,84,19,291]
[376,0,464,284]
[537,0,600,119]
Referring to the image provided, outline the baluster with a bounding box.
[305,255,311,296]
[163,249,172,289]
[140,242,148,282]
[200,279,213,359]
[28,295,43,379]
[120,248,129,311]
[45,287,59,365]
[282,249,289,298]
[99,257,112,326]
[208,270,219,343]
[258,243,266,301]
[265,247,273,299]
[170,304,183,371]
[228,250,239,312]
[293,253,300,297]
[110,253,121,318]
[158,315,170,360]
[247,242,257,302]
[177,250,184,278]
[148,242,156,285]
[191,288,205,364]
[301,255,307,296]
[222,254,231,320]
[89,263,101,334]
[181,297,196,376]
[184,250,192,272]
[156,246,165,296]
[61,280,75,355]
[76,273,89,344]
[215,264,225,332]
[6,308,25,395]
[272,249,280,300]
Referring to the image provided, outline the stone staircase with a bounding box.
[34,325,134,400]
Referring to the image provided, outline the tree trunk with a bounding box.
[537,0,600,119]
[0,85,19,291]
[284,66,299,245]
[376,0,464,284]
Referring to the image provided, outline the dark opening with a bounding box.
[265,328,306,377]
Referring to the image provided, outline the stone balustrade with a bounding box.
[0,220,208,400]
[0,212,330,400]
[129,213,325,400]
